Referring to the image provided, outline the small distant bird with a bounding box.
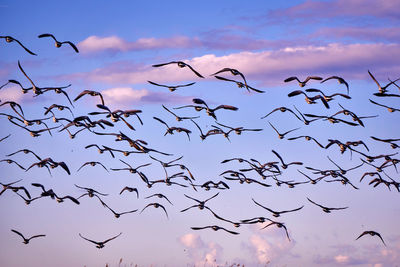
[268,121,299,139]
[307,197,348,213]
[11,229,45,244]
[38,33,79,53]
[147,81,195,92]
[140,202,169,219]
[79,232,122,249]
[284,76,323,87]
[152,61,204,78]
[0,36,37,55]
[191,225,239,235]
[145,193,173,205]
[77,161,108,172]
[162,105,199,121]
[252,198,303,217]
[119,186,139,198]
[356,230,386,246]
[320,76,349,95]
[214,76,265,93]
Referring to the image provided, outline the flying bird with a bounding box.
[147,80,196,92]
[320,76,349,95]
[191,225,239,235]
[0,36,37,55]
[252,198,303,217]
[356,230,386,246]
[11,229,45,244]
[152,61,204,78]
[307,197,348,213]
[38,33,79,53]
[79,232,122,249]
[284,76,323,87]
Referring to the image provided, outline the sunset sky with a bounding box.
[1,1,399,266]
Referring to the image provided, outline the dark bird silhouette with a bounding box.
[181,193,220,212]
[6,148,42,161]
[11,229,45,244]
[284,76,323,87]
[260,219,291,241]
[287,135,325,148]
[141,202,169,219]
[1,159,26,170]
[214,75,265,93]
[77,161,108,172]
[147,80,195,92]
[98,198,138,218]
[79,232,122,249]
[370,136,400,149]
[320,76,349,95]
[356,230,386,246]
[38,33,79,53]
[153,117,192,140]
[119,186,139,198]
[191,225,239,235]
[268,121,299,139]
[252,198,303,217]
[162,105,199,121]
[75,184,108,199]
[111,159,151,174]
[74,90,105,105]
[368,70,399,93]
[0,36,36,55]
[305,88,351,102]
[307,197,348,213]
[288,90,330,109]
[261,106,302,121]
[145,193,173,205]
[271,149,303,169]
[152,61,204,78]
[211,68,249,91]
[369,99,400,113]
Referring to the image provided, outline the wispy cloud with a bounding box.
[269,0,400,22]
[64,42,400,87]
[312,27,400,43]
[78,35,202,54]
[100,87,191,108]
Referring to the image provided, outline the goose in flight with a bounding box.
[11,229,45,244]
[38,33,79,53]
[356,230,386,246]
[0,36,36,55]
[79,232,122,249]
[152,61,204,78]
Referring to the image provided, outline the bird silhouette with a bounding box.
[38,33,79,53]
[11,229,45,244]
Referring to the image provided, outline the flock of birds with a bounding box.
[1,34,399,257]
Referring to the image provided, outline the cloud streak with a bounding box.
[100,87,192,108]
[65,42,400,87]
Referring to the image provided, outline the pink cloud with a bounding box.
[242,223,296,265]
[313,235,400,266]
[312,27,400,43]
[78,35,201,54]
[178,233,224,266]
[270,0,400,21]
[100,87,192,108]
[65,42,400,87]
[0,85,37,104]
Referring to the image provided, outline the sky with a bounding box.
[0,0,400,266]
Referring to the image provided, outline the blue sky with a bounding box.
[1,0,400,266]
